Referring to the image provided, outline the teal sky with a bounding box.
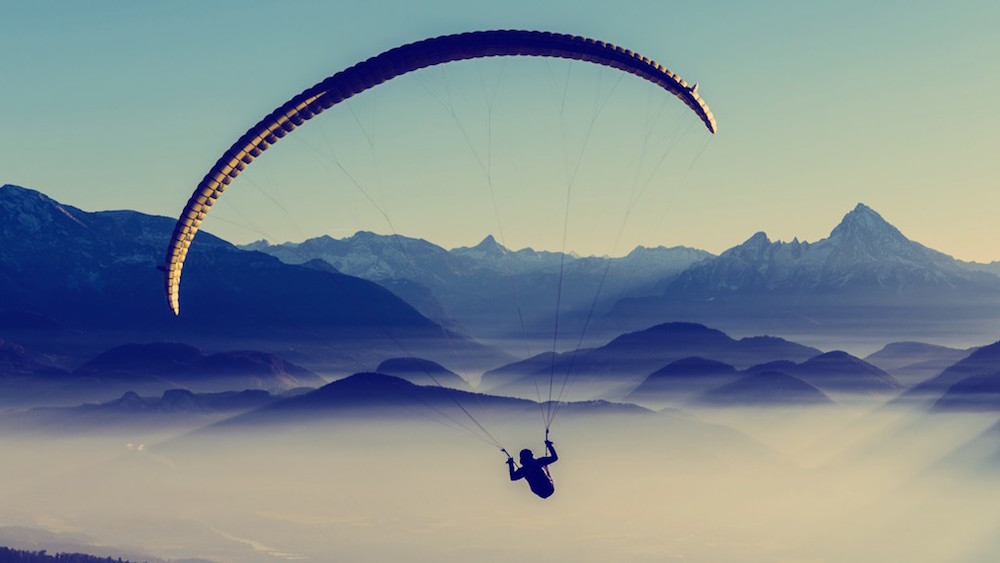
[2,1,998,261]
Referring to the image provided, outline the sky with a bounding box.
[1,0,998,260]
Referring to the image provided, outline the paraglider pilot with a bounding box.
[506,438,558,499]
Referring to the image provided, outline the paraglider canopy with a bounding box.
[162,29,717,316]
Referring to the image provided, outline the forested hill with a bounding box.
[0,546,136,562]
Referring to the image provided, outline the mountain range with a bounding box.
[601,204,1000,347]
[7,182,1000,359]
[863,341,975,387]
[2,182,999,412]
[0,184,502,373]
[245,203,1000,351]
[242,232,711,342]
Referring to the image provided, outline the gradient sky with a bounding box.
[2,1,998,260]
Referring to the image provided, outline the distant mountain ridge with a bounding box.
[667,204,994,294]
[241,231,712,341]
[865,342,974,372]
[605,204,1000,346]
[5,182,1000,382]
[0,184,502,372]
[242,203,1000,350]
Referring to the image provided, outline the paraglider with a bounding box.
[506,437,559,499]
[161,29,717,315]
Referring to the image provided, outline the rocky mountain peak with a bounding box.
[1,184,51,202]
[664,201,987,298]
[828,203,906,244]
[719,231,770,257]
[469,234,505,254]
[0,184,88,235]
[241,239,273,251]
[450,234,512,264]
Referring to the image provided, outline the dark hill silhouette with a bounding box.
[480,351,560,391]
[625,354,849,407]
[743,359,799,375]
[0,338,67,380]
[625,351,896,408]
[215,372,649,428]
[896,340,1000,405]
[374,357,472,390]
[78,342,203,375]
[261,372,533,413]
[865,341,974,387]
[0,338,80,408]
[625,357,739,405]
[607,322,731,350]
[599,323,821,371]
[932,372,1000,412]
[865,341,971,372]
[73,342,325,393]
[692,371,833,406]
[0,309,63,329]
[481,322,822,399]
[792,351,902,394]
[730,336,822,367]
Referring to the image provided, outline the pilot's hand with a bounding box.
[506,457,515,465]
[545,440,553,447]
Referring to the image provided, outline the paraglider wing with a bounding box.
[163,30,717,315]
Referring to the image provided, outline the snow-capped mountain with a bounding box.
[605,204,1000,347]
[669,204,996,294]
